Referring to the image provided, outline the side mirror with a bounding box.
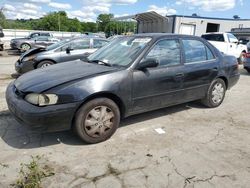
[66,47,73,54]
[137,58,159,70]
[231,40,239,44]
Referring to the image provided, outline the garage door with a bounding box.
[179,24,196,35]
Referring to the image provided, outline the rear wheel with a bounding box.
[201,78,226,108]
[74,98,120,144]
[37,60,54,69]
[20,43,31,52]
[245,68,250,73]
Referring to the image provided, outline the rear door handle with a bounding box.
[175,73,184,78]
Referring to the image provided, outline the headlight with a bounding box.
[25,93,58,106]
[22,55,36,62]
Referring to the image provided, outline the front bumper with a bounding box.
[6,82,80,132]
[15,59,35,74]
[10,42,18,49]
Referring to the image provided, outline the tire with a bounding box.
[246,68,250,73]
[201,78,226,108]
[74,98,120,144]
[238,52,245,65]
[20,43,31,52]
[37,60,54,69]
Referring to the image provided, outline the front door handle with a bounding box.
[212,67,218,71]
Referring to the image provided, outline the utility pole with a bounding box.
[58,14,60,32]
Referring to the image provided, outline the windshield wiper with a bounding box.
[88,59,112,67]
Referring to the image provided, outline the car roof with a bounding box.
[71,36,108,41]
[125,33,203,40]
[202,32,227,35]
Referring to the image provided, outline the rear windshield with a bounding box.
[201,34,225,42]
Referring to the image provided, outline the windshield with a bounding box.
[88,36,152,67]
[46,39,70,51]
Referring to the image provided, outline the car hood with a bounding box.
[14,60,118,93]
[20,47,47,60]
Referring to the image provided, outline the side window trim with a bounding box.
[141,38,183,68]
[205,45,216,61]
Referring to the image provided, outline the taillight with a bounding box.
[242,53,250,58]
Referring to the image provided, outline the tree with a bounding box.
[0,9,6,27]
[96,14,114,31]
[233,15,240,19]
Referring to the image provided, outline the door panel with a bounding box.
[132,39,184,113]
[182,39,219,100]
[59,39,91,62]
[132,66,185,112]
[183,61,218,100]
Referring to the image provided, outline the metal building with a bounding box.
[130,11,250,36]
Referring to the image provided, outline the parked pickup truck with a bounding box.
[201,33,247,62]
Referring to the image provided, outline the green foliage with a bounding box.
[97,14,114,31]
[1,11,136,36]
[0,10,6,27]
[12,155,54,188]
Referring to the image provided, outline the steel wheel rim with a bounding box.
[21,44,30,51]
[84,106,114,138]
[211,83,224,104]
[41,63,51,68]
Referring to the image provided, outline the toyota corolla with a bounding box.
[6,34,240,144]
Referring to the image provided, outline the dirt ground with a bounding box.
[0,56,250,188]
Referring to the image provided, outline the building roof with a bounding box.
[168,15,250,21]
[134,11,168,22]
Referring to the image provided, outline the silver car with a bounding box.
[10,32,59,51]
[15,36,109,74]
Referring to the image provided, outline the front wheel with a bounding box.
[201,78,226,108]
[20,43,31,52]
[37,60,54,69]
[74,98,120,144]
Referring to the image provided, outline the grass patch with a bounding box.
[12,155,55,188]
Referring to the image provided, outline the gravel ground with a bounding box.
[0,56,250,188]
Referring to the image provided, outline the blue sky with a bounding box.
[0,0,248,22]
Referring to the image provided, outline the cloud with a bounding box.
[3,2,44,19]
[48,2,72,9]
[148,5,177,16]
[2,0,139,21]
[177,0,238,11]
[29,0,51,3]
[68,0,138,21]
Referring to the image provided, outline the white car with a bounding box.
[201,33,247,61]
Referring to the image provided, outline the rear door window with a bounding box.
[93,39,108,48]
[71,39,90,50]
[40,33,51,37]
[183,39,215,64]
[35,36,49,41]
